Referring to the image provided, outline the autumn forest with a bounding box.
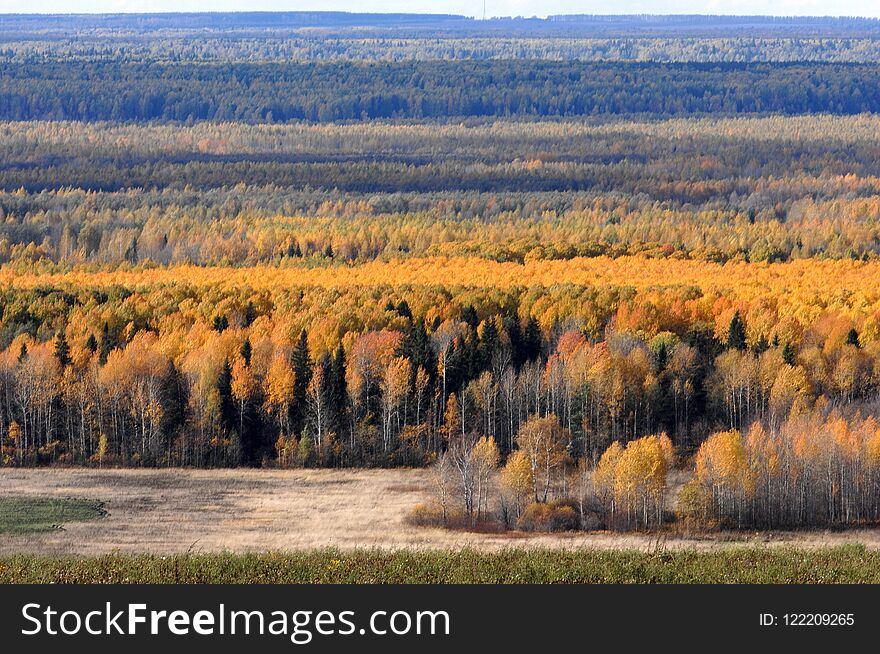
[3,13,880,533]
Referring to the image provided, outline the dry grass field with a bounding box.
[3,468,880,555]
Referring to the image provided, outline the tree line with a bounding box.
[4,186,880,267]
[5,115,880,267]
[5,61,880,123]
[11,36,880,65]
[421,406,880,533]
[8,116,880,196]
[1,280,878,473]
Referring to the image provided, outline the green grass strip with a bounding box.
[0,545,877,584]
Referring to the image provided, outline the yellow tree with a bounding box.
[515,414,569,503]
[593,440,623,516]
[443,393,462,442]
[264,353,295,437]
[612,433,674,528]
[499,449,533,525]
[99,331,168,460]
[230,355,257,439]
[695,429,754,526]
[471,436,500,521]
[379,356,409,452]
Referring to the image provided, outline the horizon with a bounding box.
[1,11,879,18]
[3,6,880,19]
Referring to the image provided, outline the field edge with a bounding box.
[0,544,877,584]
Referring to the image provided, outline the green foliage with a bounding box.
[727,312,747,351]
[298,429,313,467]
[0,546,875,583]
[782,342,797,366]
[846,328,861,348]
[6,14,880,66]
[5,61,880,123]
[53,331,70,368]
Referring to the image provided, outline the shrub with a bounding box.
[406,501,447,527]
[676,478,711,529]
[517,501,579,532]
[406,501,474,529]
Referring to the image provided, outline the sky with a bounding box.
[1,1,879,19]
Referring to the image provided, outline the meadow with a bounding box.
[2,468,880,556]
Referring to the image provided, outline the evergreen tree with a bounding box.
[395,300,412,320]
[461,305,479,330]
[846,328,861,348]
[291,329,313,434]
[752,333,770,355]
[654,340,669,369]
[523,316,543,362]
[240,338,252,366]
[331,343,347,401]
[727,312,747,351]
[217,358,237,436]
[243,301,257,327]
[54,331,71,368]
[99,321,116,365]
[85,333,98,354]
[445,338,463,394]
[479,318,499,369]
[684,322,723,361]
[462,332,481,382]
[503,313,524,368]
[159,362,189,455]
[399,317,435,382]
[298,427,313,467]
[782,342,797,366]
[329,343,348,435]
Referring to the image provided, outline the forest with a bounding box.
[5,61,880,122]
[5,116,880,265]
[6,14,880,70]
[3,12,880,533]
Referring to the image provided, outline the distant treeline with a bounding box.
[2,13,878,36]
[4,116,880,266]
[6,13,880,66]
[3,62,880,122]
[12,36,880,65]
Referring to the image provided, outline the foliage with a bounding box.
[516,501,579,532]
[7,13,880,538]
[592,434,674,529]
[684,413,880,528]
[1,545,879,584]
[7,61,880,123]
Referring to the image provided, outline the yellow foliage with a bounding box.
[499,449,533,503]
[613,433,673,508]
[594,434,673,528]
[695,429,754,496]
[593,440,623,499]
